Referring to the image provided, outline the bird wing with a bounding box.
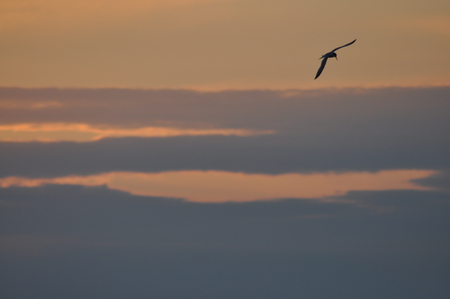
[331,39,356,52]
[315,57,328,79]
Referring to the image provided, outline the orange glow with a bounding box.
[2,0,449,89]
[0,0,226,28]
[0,170,436,202]
[0,123,274,142]
[393,15,450,35]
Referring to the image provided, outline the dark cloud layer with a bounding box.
[1,185,449,253]
[1,86,449,177]
[1,185,449,298]
[1,86,449,298]
[1,86,449,133]
[1,133,449,177]
[413,170,450,192]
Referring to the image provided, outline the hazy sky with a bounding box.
[1,0,450,89]
[1,1,450,298]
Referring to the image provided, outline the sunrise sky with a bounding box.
[1,1,450,298]
[2,0,450,89]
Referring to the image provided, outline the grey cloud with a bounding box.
[412,170,450,192]
[1,133,449,177]
[1,87,449,135]
[2,86,449,298]
[2,248,447,299]
[1,185,449,254]
[1,86,449,177]
[1,185,449,299]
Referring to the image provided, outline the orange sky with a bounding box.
[0,123,273,142]
[1,0,450,89]
[0,170,435,202]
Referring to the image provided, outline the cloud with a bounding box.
[412,170,450,192]
[1,184,449,298]
[0,87,449,134]
[0,86,449,177]
[1,184,449,253]
[1,134,449,177]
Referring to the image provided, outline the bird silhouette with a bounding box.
[315,39,356,79]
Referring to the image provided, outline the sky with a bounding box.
[2,0,450,89]
[1,1,450,298]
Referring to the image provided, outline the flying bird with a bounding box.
[314,39,356,79]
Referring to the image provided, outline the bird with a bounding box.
[314,39,356,79]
